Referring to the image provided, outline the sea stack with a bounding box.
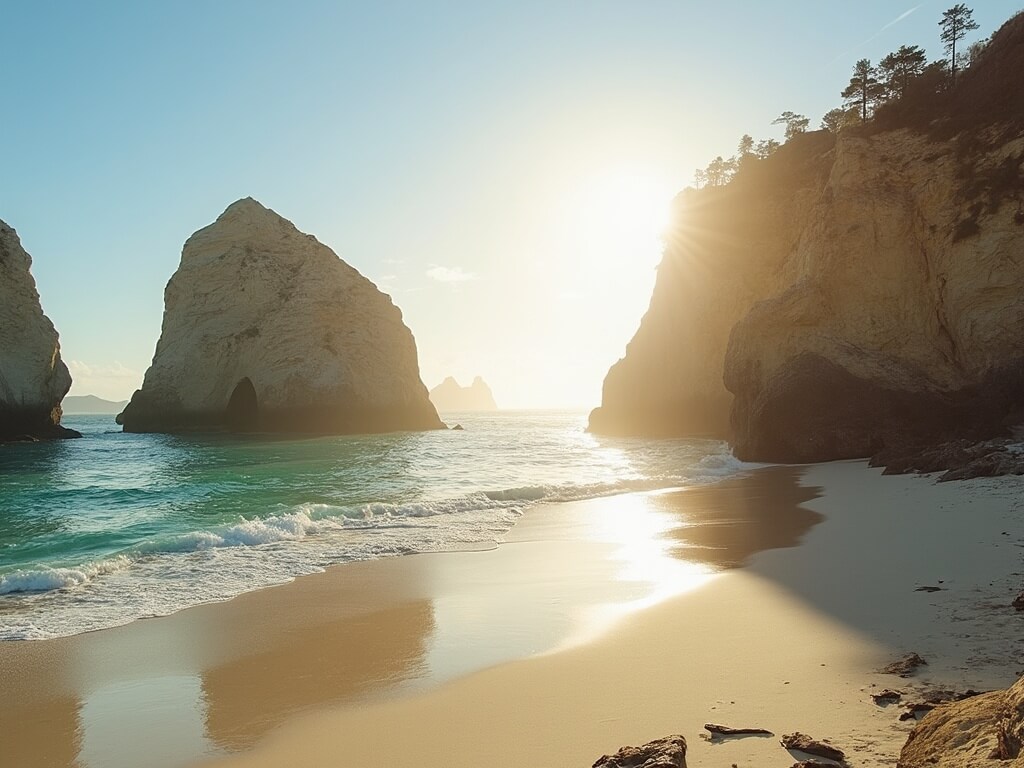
[117,198,443,435]
[429,376,498,411]
[0,219,78,441]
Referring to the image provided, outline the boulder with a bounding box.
[118,198,442,435]
[0,219,78,441]
[897,675,1024,767]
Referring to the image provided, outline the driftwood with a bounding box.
[780,732,847,763]
[703,723,773,737]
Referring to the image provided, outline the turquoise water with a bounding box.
[0,410,747,640]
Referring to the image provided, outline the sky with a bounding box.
[1,1,1015,408]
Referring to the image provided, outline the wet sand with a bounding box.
[2,463,1022,768]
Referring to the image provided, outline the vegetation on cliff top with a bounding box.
[691,5,1022,192]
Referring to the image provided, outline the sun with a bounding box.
[571,166,676,270]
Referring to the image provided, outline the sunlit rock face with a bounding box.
[429,376,497,411]
[588,132,836,439]
[897,675,1024,767]
[725,128,1024,462]
[118,198,443,435]
[0,219,77,441]
[593,14,1024,462]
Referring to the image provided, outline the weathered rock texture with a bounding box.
[591,734,686,768]
[118,198,442,435]
[429,376,497,411]
[0,219,77,441]
[897,675,1024,767]
[591,13,1024,462]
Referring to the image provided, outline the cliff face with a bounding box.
[725,129,1024,461]
[0,220,77,441]
[591,13,1024,462]
[118,198,443,435]
[429,376,498,412]
[589,132,837,438]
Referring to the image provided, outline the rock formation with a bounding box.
[897,675,1024,767]
[118,198,443,435]
[592,12,1024,462]
[0,219,78,441]
[429,376,497,411]
[591,734,686,768]
[589,131,836,439]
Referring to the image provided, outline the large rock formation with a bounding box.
[118,198,443,435]
[592,12,1024,462]
[0,219,78,441]
[897,675,1024,767]
[589,132,837,438]
[725,126,1024,461]
[429,376,498,411]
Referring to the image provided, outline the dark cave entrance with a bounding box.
[225,377,259,432]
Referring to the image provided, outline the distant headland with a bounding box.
[429,376,498,412]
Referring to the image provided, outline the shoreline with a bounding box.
[2,462,1022,767]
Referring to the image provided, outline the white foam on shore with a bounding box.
[0,440,754,641]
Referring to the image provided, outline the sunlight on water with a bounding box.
[0,411,750,640]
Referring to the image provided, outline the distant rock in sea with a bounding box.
[0,219,79,441]
[62,395,130,415]
[117,198,443,435]
[429,376,498,412]
[591,11,1024,464]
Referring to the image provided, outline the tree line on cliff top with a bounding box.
[692,4,985,189]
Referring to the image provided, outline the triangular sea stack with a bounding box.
[118,198,443,435]
[0,219,78,441]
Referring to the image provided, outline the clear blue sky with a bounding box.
[2,1,1015,406]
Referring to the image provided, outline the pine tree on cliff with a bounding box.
[771,111,809,140]
[940,4,979,82]
[842,59,884,121]
[879,45,928,99]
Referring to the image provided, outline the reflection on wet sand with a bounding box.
[653,466,822,568]
[203,600,434,750]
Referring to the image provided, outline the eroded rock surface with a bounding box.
[0,219,77,441]
[591,735,686,768]
[897,675,1024,767]
[118,198,442,435]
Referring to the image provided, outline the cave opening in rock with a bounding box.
[225,377,259,432]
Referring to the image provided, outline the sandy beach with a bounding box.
[2,462,1022,768]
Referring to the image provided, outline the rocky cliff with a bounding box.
[589,132,836,438]
[118,198,443,435]
[591,13,1024,462]
[429,376,498,412]
[0,220,77,441]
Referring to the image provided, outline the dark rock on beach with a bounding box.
[591,735,687,768]
[871,438,1024,481]
[882,653,928,677]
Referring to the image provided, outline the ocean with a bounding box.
[0,410,748,641]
